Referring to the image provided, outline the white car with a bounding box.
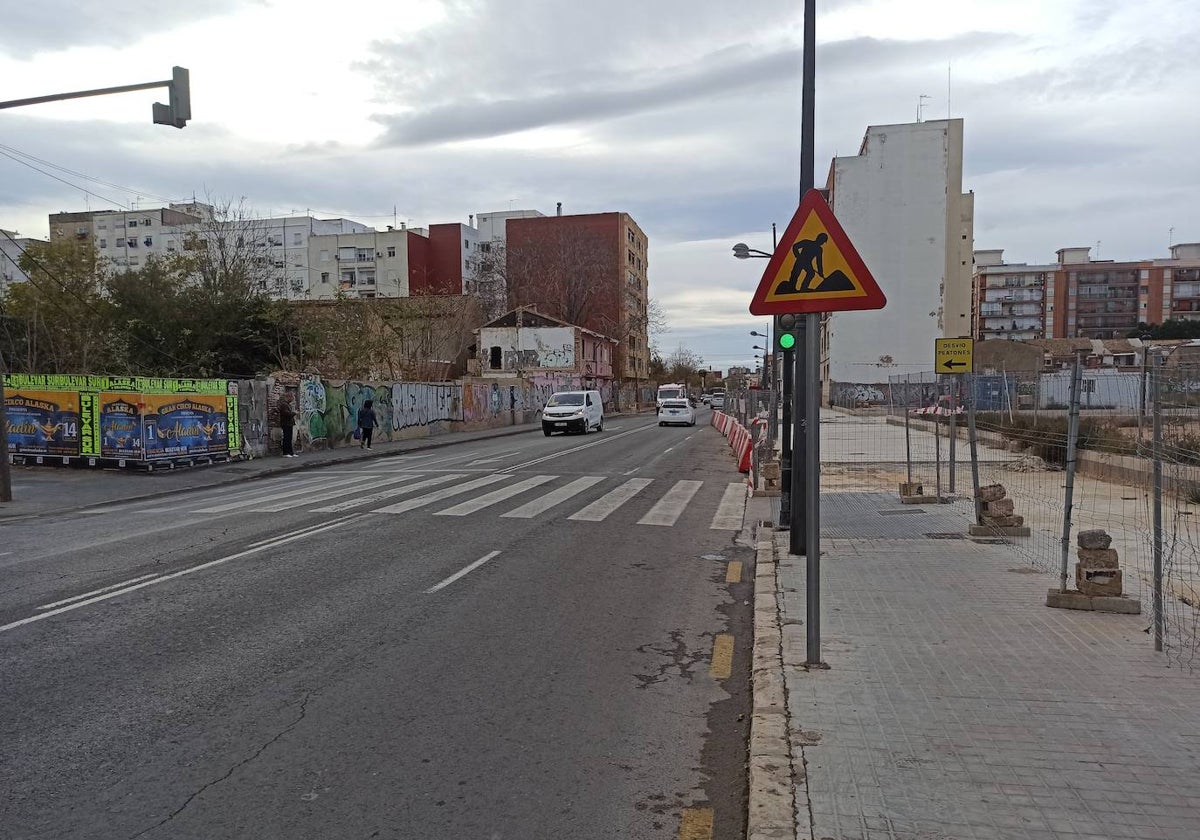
[658,398,696,427]
[542,390,604,436]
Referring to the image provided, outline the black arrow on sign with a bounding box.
[941,359,967,370]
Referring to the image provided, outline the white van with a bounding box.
[542,390,604,436]
[656,383,687,408]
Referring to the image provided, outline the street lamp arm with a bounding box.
[731,243,773,260]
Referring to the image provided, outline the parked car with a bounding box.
[542,390,604,436]
[658,398,696,427]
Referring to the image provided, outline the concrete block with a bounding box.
[977,483,1007,502]
[982,498,1015,516]
[1006,439,1027,452]
[1077,529,1113,550]
[982,514,1025,527]
[898,482,923,496]
[760,460,780,480]
[899,494,943,505]
[1076,548,1120,569]
[969,524,1032,537]
[1077,566,1123,596]
[1046,588,1141,614]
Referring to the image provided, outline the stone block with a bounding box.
[1046,589,1141,614]
[1077,529,1112,550]
[898,482,923,497]
[977,483,1007,502]
[983,514,1025,527]
[760,460,780,480]
[982,498,1015,516]
[1077,566,1123,596]
[1076,548,1119,569]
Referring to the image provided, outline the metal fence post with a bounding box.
[967,373,982,524]
[1152,351,1164,652]
[949,378,958,495]
[934,376,943,501]
[904,377,913,486]
[1059,353,1083,594]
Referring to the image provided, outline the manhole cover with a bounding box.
[879,509,924,516]
[924,532,965,540]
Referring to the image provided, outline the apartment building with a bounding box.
[972,249,1055,340]
[505,211,649,380]
[1,229,35,296]
[820,118,975,396]
[974,242,1200,340]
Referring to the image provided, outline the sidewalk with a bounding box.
[0,420,544,521]
[748,490,1200,840]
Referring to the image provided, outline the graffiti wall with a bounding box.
[236,379,271,458]
[830,382,888,408]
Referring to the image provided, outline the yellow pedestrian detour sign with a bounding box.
[935,338,974,374]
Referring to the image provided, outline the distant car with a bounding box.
[658,398,696,427]
[709,393,725,409]
[700,394,711,405]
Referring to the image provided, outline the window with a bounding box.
[143,218,152,227]
[144,236,153,247]
[292,232,302,246]
[341,271,356,286]
[321,272,330,283]
[480,242,491,253]
[359,271,376,285]
[464,239,470,249]
[387,246,396,258]
[98,238,107,248]
[267,235,282,247]
[356,248,373,262]
[128,220,138,228]
[489,346,502,369]
[129,256,139,265]
[116,221,125,228]
[126,237,138,248]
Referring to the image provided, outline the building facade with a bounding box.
[972,243,1200,340]
[820,118,974,397]
[476,307,615,384]
[505,211,649,380]
[0,229,35,296]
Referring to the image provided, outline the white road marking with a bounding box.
[252,473,420,512]
[313,473,467,513]
[373,473,512,515]
[710,482,748,530]
[623,467,641,475]
[36,573,162,610]
[509,424,656,470]
[434,475,556,516]
[0,513,366,635]
[193,475,364,513]
[639,480,704,527]
[426,551,502,594]
[663,446,675,454]
[502,476,606,519]
[466,450,522,466]
[568,478,653,522]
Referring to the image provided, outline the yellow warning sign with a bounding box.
[749,190,885,315]
[935,338,974,374]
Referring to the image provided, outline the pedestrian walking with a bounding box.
[357,399,377,450]
[279,394,298,458]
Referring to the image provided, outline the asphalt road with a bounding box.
[0,410,754,840]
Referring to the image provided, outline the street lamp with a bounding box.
[733,243,773,260]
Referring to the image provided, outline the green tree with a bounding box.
[1127,319,1200,340]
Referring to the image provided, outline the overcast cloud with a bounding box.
[1,0,1197,371]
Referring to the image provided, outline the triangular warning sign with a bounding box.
[748,189,886,315]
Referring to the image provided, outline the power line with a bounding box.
[0,142,179,206]
[0,147,132,211]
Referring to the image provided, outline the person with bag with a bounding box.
[357,399,377,450]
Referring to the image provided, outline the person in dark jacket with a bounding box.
[357,399,377,450]
[279,395,297,458]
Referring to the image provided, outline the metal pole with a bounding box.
[967,373,982,524]
[0,79,171,110]
[1059,353,1083,593]
[1152,351,1164,652]
[0,370,11,502]
[779,347,793,529]
[799,0,822,667]
[904,379,913,485]
[948,378,957,494]
[791,320,807,554]
[934,380,943,502]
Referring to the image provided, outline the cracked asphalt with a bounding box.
[0,412,753,839]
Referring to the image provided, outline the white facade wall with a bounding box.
[824,119,973,386]
[474,209,544,244]
[308,229,409,299]
[479,325,577,374]
[0,230,34,295]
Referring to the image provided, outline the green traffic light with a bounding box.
[778,333,796,350]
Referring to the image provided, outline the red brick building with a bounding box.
[504,212,649,380]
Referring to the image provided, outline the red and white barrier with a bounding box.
[711,411,753,474]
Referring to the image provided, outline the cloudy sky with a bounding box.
[1,0,1197,371]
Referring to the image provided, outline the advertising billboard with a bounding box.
[4,388,82,457]
[97,394,144,459]
[140,394,230,460]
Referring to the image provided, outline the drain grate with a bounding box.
[879,509,924,516]
[972,537,1013,545]
[924,532,965,540]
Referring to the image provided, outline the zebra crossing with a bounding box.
[188,470,748,530]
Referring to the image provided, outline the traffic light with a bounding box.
[153,66,191,128]
[775,313,801,352]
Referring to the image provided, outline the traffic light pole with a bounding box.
[0,67,191,127]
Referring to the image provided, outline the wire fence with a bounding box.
[821,361,1200,670]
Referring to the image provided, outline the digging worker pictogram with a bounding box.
[777,232,828,295]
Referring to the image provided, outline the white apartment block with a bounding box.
[473,209,545,244]
[972,249,1056,341]
[308,228,413,299]
[1,229,36,296]
[821,118,974,392]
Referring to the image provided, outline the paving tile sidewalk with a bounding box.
[776,492,1200,840]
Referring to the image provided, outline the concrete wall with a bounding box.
[479,325,577,373]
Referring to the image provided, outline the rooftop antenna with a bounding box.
[917,94,931,122]
[1096,240,1101,259]
[1169,227,1174,248]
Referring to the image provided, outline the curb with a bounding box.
[747,533,800,840]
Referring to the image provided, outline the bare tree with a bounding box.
[506,227,619,329]
[168,197,290,301]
